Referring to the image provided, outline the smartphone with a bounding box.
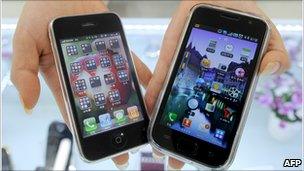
[49,13,149,161]
[149,4,270,169]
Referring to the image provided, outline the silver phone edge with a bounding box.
[48,12,148,163]
[148,4,271,170]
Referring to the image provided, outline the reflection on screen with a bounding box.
[61,32,144,138]
[161,27,257,148]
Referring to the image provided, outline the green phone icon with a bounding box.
[83,117,97,133]
[168,112,177,122]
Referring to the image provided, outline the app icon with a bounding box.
[168,112,177,122]
[127,106,140,119]
[205,103,215,112]
[227,87,241,99]
[75,79,87,92]
[108,89,121,103]
[235,67,245,78]
[210,81,223,94]
[95,41,106,51]
[70,62,82,74]
[100,57,111,68]
[99,113,112,128]
[215,100,225,111]
[182,118,192,127]
[206,40,217,53]
[220,44,234,58]
[81,43,92,54]
[104,73,116,85]
[113,54,125,67]
[187,98,199,110]
[66,45,78,56]
[223,106,235,120]
[117,70,129,82]
[241,48,251,56]
[200,58,211,68]
[218,63,227,72]
[79,96,91,110]
[94,93,106,106]
[199,123,210,132]
[109,39,120,48]
[83,117,97,133]
[114,109,126,124]
[214,129,225,140]
[89,76,101,88]
[85,59,97,70]
[225,44,233,52]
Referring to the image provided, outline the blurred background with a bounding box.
[2,0,303,170]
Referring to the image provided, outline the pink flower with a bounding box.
[258,94,273,106]
[292,89,302,108]
[278,102,295,115]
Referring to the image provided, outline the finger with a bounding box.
[259,21,290,75]
[168,157,185,170]
[39,58,70,124]
[131,52,152,88]
[112,153,129,170]
[10,26,40,113]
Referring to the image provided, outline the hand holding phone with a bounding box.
[146,1,290,170]
[11,1,152,167]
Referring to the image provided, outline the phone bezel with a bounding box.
[50,13,149,161]
[150,5,269,168]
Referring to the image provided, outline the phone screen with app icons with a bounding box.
[60,32,143,138]
[161,25,258,148]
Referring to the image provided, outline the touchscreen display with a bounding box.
[161,26,258,148]
[60,32,144,138]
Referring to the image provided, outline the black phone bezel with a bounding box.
[52,13,149,161]
[151,6,268,168]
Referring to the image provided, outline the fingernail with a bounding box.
[167,163,178,171]
[262,62,281,75]
[152,151,164,160]
[115,161,129,170]
[19,94,32,115]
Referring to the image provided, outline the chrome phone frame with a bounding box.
[148,4,270,170]
[49,12,148,162]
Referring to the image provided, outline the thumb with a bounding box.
[11,27,41,113]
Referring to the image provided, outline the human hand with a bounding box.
[10,1,152,169]
[145,0,290,169]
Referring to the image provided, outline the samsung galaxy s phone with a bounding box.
[149,4,270,169]
[49,13,149,161]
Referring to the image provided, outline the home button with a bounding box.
[176,139,198,156]
[112,132,127,149]
[115,136,122,144]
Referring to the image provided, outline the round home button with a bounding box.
[115,136,122,144]
[112,132,127,149]
[176,139,198,156]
